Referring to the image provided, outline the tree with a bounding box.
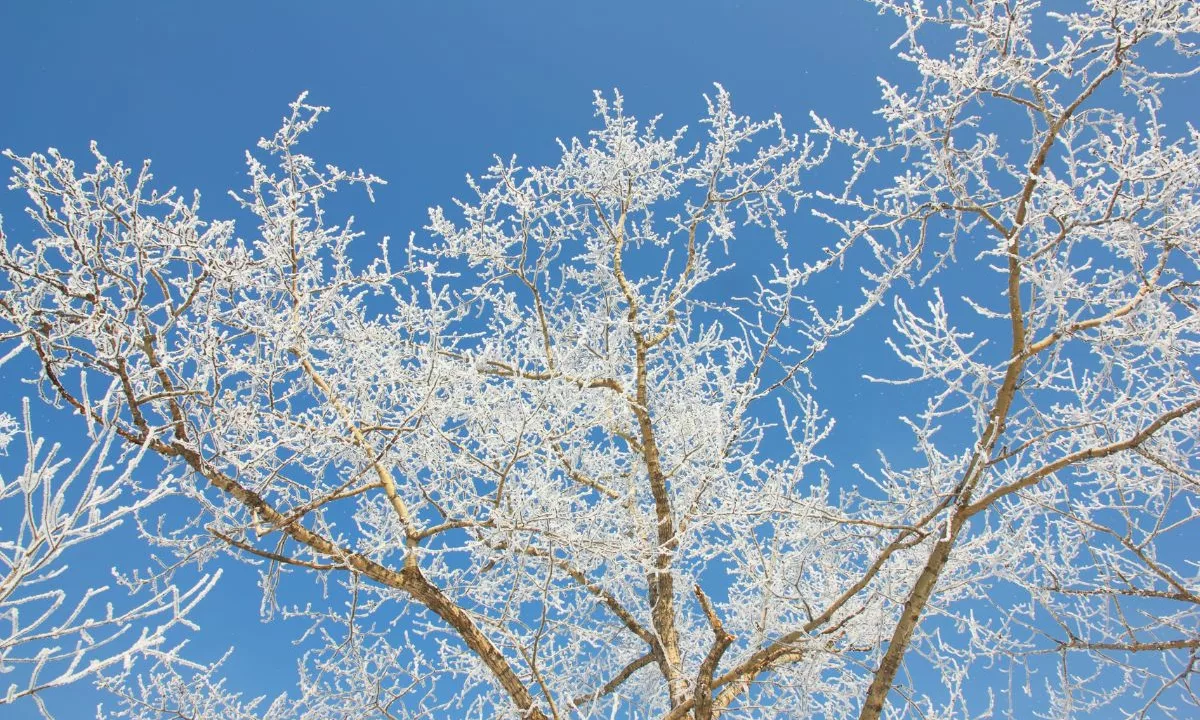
[0,394,218,717]
[1,0,1198,717]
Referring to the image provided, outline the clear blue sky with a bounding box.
[11,2,1183,717]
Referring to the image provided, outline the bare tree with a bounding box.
[1,0,1198,717]
[0,395,218,718]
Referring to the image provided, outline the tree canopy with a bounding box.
[2,1,1199,718]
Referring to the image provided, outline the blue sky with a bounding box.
[7,2,1194,718]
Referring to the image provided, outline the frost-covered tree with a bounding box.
[0,394,218,718]
[1,0,1198,718]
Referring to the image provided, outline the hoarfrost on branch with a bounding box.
[1,1,1198,718]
